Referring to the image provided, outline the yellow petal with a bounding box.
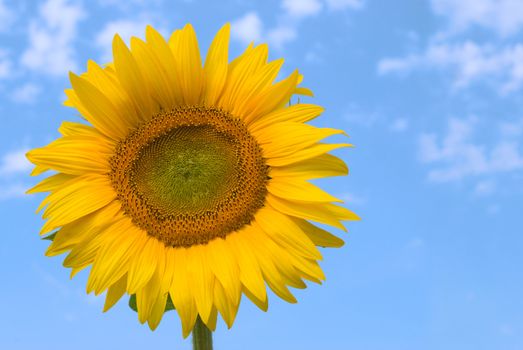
[268,177,342,203]
[247,223,300,302]
[292,258,326,284]
[295,86,314,96]
[87,219,144,295]
[113,34,156,121]
[254,122,346,159]
[226,229,267,308]
[269,153,348,179]
[26,135,113,175]
[206,238,240,306]
[160,248,176,295]
[203,23,230,105]
[206,306,218,332]
[69,72,129,140]
[266,143,352,167]
[137,249,164,326]
[255,207,322,260]
[242,285,268,311]
[46,201,121,256]
[130,37,176,109]
[249,103,324,132]
[58,121,103,137]
[39,175,116,235]
[186,245,215,325]
[218,44,268,112]
[231,58,284,117]
[147,291,168,330]
[252,223,307,289]
[291,218,345,248]
[84,60,142,128]
[213,279,238,328]
[63,218,120,274]
[256,216,325,284]
[103,274,128,312]
[127,236,159,294]
[170,248,198,338]
[242,70,300,124]
[26,173,75,195]
[168,24,203,105]
[266,194,359,231]
[145,25,184,106]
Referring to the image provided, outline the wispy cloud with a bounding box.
[97,0,163,10]
[390,118,409,132]
[10,83,41,104]
[0,0,15,33]
[0,49,12,79]
[499,118,523,138]
[20,0,86,76]
[231,12,263,44]
[378,42,523,94]
[231,12,297,50]
[431,0,523,37]
[419,117,523,183]
[339,191,367,206]
[342,103,381,127]
[0,148,31,176]
[0,183,27,200]
[282,0,323,18]
[0,148,31,201]
[325,0,364,11]
[231,0,363,50]
[379,1,523,94]
[95,18,152,62]
[474,179,496,196]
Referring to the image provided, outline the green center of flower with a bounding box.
[109,106,269,248]
[132,125,238,216]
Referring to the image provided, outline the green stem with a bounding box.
[192,316,213,350]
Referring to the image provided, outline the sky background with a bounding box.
[1,0,522,349]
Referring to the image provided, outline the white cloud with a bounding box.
[97,0,162,9]
[0,49,11,79]
[431,0,523,37]
[419,117,523,182]
[305,50,322,63]
[390,118,409,132]
[406,237,425,249]
[0,148,31,176]
[474,180,496,196]
[0,0,14,33]
[342,103,380,127]
[325,0,364,11]
[20,0,86,76]
[486,204,500,214]
[0,183,27,200]
[0,149,31,201]
[499,119,523,137]
[231,12,263,45]
[10,83,41,104]
[339,191,367,206]
[231,2,362,50]
[266,25,297,50]
[95,19,150,62]
[378,42,523,93]
[379,1,523,94]
[282,0,323,18]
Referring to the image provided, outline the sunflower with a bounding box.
[27,23,358,337]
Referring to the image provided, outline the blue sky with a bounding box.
[1,0,522,349]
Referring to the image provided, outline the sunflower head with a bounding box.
[27,23,359,337]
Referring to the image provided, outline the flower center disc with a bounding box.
[110,106,268,248]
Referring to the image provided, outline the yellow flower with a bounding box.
[27,23,359,337]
